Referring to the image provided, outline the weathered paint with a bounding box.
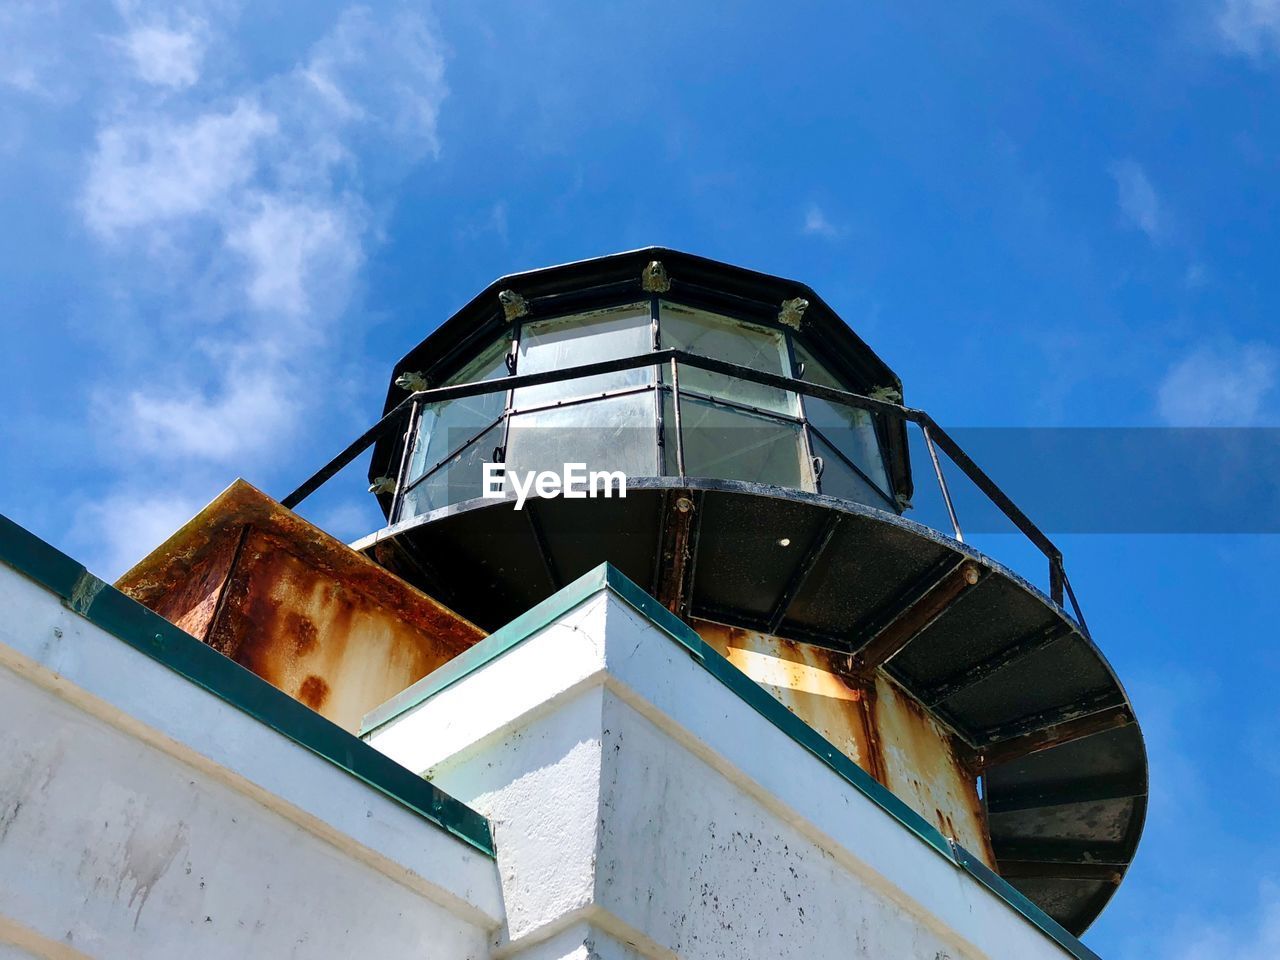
[872,674,995,866]
[117,479,486,732]
[693,618,993,866]
[1,511,1100,960]
[366,588,1091,960]
[0,555,500,958]
[695,620,876,774]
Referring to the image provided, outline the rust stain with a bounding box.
[288,611,319,657]
[692,617,995,869]
[297,675,330,710]
[872,674,994,865]
[694,620,876,777]
[116,479,487,734]
[126,526,241,641]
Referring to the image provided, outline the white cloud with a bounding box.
[1157,341,1277,425]
[75,490,205,580]
[83,99,277,235]
[116,360,301,462]
[302,6,447,153]
[120,23,206,89]
[802,203,840,239]
[1218,0,1280,57]
[226,195,363,319]
[78,4,448,475]
[312,500,383,542]
[1111,159,1164,241]
[0,1,88,100]
[1155,880,1280,960]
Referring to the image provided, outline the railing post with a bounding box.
[922,423,963,543]
[670,357,687,480]
[389,399,421,525]
[1050,554,1065,606]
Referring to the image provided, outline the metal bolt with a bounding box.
[675,497,693,514]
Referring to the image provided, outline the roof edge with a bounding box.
[0,511,496,858]
[361,560,1100,960]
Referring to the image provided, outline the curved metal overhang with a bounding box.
[368,247,913,509]
[353,479,1147,936]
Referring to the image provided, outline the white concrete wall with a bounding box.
[369,590,1086,960]
[0,561,501,960]
[0,543,1100,960]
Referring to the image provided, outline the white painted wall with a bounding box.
[369,590,1085,960]
[0,562,500,960]
[0,548,1097,960]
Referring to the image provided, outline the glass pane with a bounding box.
[665,393,810,489]
[408,338,510,482]
[811,431,893,510]
[660,302,796,414]
[400,423,504,519]
[506,391,658,483]
[794,342,891,495]
[513,303,653,410]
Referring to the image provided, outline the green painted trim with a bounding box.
[363,559,1103,958]
[362,564,615,735]
[599,566,953,859]
[0,513,495,858]
[950,841,1102,960]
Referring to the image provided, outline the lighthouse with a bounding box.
[0,248,1144,959]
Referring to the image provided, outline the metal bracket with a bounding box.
[499,289,529,321]
[394,371,429,393]
[368,476,397,495]
[778,297,808,329]
[642,260,671,293]
[869,385,903,403]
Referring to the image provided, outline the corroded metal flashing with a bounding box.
[695,619,996,867]
[116,479,485,733]
[360,562,1101,960]
[0,510,495,857]
[777,296,808,329]
[641,259,672,292]
[498,288,529,320]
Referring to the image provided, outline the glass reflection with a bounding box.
[400,422,504,519]
[664,393,810,490]
[507,391,658,481]
[513,303,652,410]
[793,342,890,496]
[659,302,796,414]
[409,338,508,482]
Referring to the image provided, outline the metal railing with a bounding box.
[283,349,1090,637]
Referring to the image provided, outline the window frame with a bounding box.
[393,290,899,518]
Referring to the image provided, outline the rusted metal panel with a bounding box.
[871,674,994,865]
[117,479,486,733]
[695,620,877,776]
[693,618,994,867]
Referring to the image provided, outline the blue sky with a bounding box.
[3,1,1280,954]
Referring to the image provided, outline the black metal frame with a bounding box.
[284,347,1085,632]
[374,249,915,508]
[391,295,897,510]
